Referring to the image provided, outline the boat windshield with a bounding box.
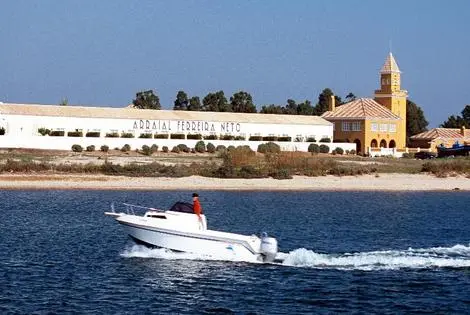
[169,202,194,214]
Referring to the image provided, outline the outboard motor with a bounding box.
[260,233,278,262]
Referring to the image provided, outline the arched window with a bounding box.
[371,139,378,148]
[389,140,396,148]
[380,139,387,148]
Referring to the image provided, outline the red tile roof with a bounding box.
[410,128,470,140]
[321,98,401,120]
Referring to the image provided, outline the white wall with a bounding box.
[3,114,333,140]
[368,147,404,158]
[0,113,356,153]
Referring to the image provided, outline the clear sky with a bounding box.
[1,0,469,127]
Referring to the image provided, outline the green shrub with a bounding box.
[38,128,51,136]
[204,134,218,140]
[319,137,331,143]
[154,134,169,139]
[306,137,316,142]
[177,144,190,153]
[139,133,152,139]
[170,133,185,139]
[171,146,180,153]
[86,145,96,152]
[72,144,83,152]
[349,149,356,155]
[195,140,206,153]
[216,145,227,152]
[150,144,158,153]
[269,168,293,180]
[121,144,131,152]
[308,143,320,154]
[249,136,263,141]
[105,132,119,138]
[141,145,152,155]
[319,144,330,153]
[100,145,109,152]
[67,131,83,137]
[86,132,100,137]
[187,134,202,140]
[234,136,245,140]
[421,158,470,176]
[230,146,255,158]
[121,133,134,138]
[206,143,216,153]
[334,147,344,155]
[50,131,65,137]
[257,142,281,154]
[162,146,169,153]
[238,165,264,178]
[277,136,292,142]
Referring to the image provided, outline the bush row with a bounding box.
[70,141,353,156]
[38,129,330,143]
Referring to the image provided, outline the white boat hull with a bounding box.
[118,217,263,262]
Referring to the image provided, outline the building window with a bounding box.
[389,124,396,132]
[351,122,361,131]
[371,123,378,132]
[342,122,351,131]
[379,124,388,132]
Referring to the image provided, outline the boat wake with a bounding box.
[120,243,470,270]
[280,244,470,270]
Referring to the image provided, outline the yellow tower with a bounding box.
[374,53,408,149]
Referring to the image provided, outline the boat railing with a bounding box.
[110,202,165,215]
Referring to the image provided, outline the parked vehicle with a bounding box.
[414,151,437,159]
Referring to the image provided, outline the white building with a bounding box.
[0,103,356,152]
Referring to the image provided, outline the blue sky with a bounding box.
[1,0,469,127]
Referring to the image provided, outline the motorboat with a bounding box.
[437,142,470,158]
[105,202,279,263]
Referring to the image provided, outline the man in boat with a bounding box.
[192,193,202,218]
[192,193,205,230]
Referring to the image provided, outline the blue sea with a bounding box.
[1,190,470,314]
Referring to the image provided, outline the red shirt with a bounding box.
[193,198,202,216]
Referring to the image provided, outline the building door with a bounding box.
[354,139,361,154]
[380,139,387,148]
[389,140,396,148]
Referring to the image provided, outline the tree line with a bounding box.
[440,105,470,128]
[132,89,429,139]
[132,88,358,116]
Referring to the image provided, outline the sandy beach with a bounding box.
[0,173,468,191]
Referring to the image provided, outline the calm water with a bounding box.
[1,190,470,314]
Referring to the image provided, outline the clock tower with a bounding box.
[374,52,408,119]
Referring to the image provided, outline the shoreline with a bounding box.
[0,173,468,191]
